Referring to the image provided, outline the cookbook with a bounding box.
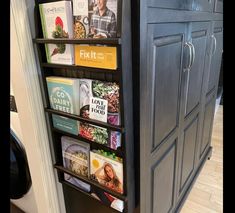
[90,150,123,194]
[46,76,80,135]
[39,1,74,64]
[79,79,121,149]
[73,0,118,38]
[74,45,117,69]
[61,136,91,192]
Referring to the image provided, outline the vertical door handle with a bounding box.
[188,42,195,69]
[184,42,192,71]
[211,35,217,55]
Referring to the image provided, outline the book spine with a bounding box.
[66,1,74,64]
[73,79,80,133]
[39,4,51,63]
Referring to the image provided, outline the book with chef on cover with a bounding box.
[39,1,74,64]
[61,136,91,192]
[72,0,118,39]
[46,76,80,135]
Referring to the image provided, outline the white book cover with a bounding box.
[39,1,74,64]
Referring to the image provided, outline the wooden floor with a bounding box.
[181,105,223,213]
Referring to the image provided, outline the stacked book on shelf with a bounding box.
[37,1,127,212]
[38,0,119,68]
[46,76,121,150]
[61,136,124,212]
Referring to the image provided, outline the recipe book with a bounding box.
[39,1,74,64]
[46,76,80,135]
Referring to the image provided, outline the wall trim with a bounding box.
[10,0,65,212]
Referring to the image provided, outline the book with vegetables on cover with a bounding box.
[61,136,91,192]
[46,76,80,135]
[39,1,74,64]
[79,79,121,150]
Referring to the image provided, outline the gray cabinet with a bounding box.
[146,23,186,150]
[138,0,223,212]
[147,0,192,10]
[183,22,210,117]
[214,0,223,13]
[178,116,199,194]
[147,0,215,11]
[199,96,216,158]
[207,21,223,95]
[193,0,215,12]
[140,20,212,213]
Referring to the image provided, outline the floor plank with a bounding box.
[181,105,223,213]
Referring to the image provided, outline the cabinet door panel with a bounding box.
[214,0,223,13]
[200,97,215,157]
[140,23,187,213]
[193,0,215,12]
[152,143,176,213]
[207,21,223,94]
[184,22,210,117]
[147,23,186,150]
[179,116,198,192]
[148,0,192,10]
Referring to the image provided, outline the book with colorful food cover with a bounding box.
[90,150,123,194]
[46,77,80,135]
[39,1,74,64]
[79,79,121,149]
[61,136,91,192]
[72,0,89,39]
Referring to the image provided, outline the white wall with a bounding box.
[10,0,66,212]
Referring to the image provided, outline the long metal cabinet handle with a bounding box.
[188,42,195,69]
[212,35,217,55]
[184,42,192,71]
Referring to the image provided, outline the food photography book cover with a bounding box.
[61,136,91,192]
[79,79,121,149]
[39,1,74,64]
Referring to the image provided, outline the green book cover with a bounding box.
[46,76,80,135]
